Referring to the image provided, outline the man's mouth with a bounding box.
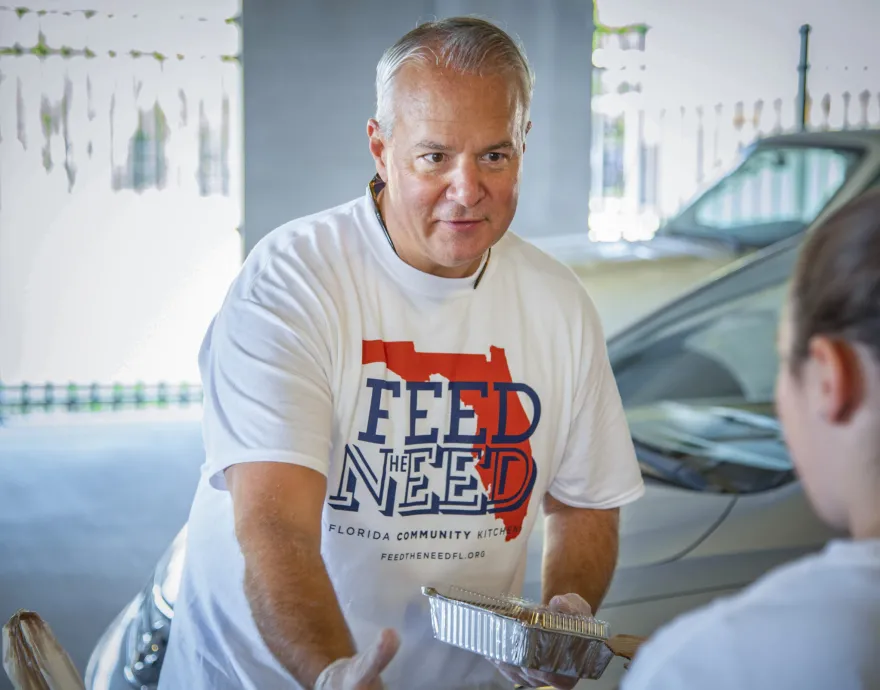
[441,219,485,230]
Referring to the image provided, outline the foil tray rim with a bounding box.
[421,586,610,641]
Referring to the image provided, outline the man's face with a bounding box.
[368,64,528,278]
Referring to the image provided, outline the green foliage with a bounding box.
[1,9,242,63]
[30,31,49,57]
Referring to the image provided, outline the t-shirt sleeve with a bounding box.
[622,549,880,690]
[548,290,645,509]
[620,599,743,690]
[198,288,333,491]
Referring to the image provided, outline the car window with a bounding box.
[613,274,795,493]
[672,145,863,247]
[615,280,786,408]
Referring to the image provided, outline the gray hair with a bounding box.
[375,16,535,140]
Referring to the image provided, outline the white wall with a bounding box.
[0,4,242,385]
[241,0,594,254]
[601,0,880,108]
[584,0,880,238]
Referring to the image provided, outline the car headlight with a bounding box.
[123,527,187,689]
[122,582,170,689]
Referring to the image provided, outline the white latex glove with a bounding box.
[493,593,592,690]
[314,629,400,690]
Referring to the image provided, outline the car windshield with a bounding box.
[666,144,863,248]
[613,272,795,493]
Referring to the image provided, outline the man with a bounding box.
[159,16,644,690]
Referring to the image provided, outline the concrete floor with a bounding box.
[0,256,725,688]
[0,410,205,688]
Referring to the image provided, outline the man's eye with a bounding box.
[425,153,445,164]
[485,152,507,163]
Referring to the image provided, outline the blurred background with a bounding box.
[1,0,878,389]
[0,0,242,388]
[0,0,878,687]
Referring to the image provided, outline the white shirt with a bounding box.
[158,189,645,690]
[622,538,880,690]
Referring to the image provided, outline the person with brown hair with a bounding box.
[621,188,880,690]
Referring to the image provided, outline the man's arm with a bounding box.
[226,461,356,688]
[540,493,620,612]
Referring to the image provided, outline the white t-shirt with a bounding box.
[622,538,880,690]
[158,188,644,690]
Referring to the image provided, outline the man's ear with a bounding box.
[522,120,532,154]
[367,118,389,181]
[809,335,864,423]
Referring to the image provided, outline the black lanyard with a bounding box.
[368,174,491,289]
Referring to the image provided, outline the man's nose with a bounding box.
[446,161,485,208]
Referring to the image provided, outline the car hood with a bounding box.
[521,480,735,602]
[618,234,740,261]
[593,235,738,263]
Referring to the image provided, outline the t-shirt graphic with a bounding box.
[328,340,541,541]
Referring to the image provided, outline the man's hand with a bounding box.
[493,593,592,690]
[314,629,400,690]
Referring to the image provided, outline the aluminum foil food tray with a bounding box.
[422,585,616,679]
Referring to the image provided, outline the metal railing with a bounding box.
[589,19,880,241]
[0,381,204,420]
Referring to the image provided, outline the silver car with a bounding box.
[88,206,880,688]
[655,129,880,253]
[537,128,880,264]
